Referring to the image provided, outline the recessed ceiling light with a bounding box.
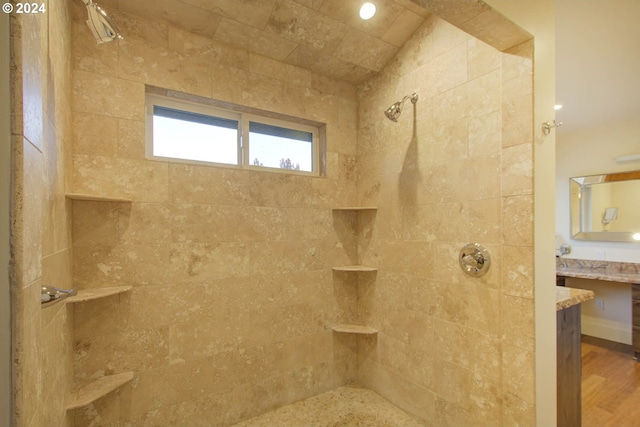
[554,104,563,110]
[359,2,376,20]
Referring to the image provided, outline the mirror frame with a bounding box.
[570,170,640,243]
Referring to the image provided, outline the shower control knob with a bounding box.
[459,243,491,277]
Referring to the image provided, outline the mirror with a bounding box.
[570,171,640,242]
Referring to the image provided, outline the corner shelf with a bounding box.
[66,286,132,304]
[67,371,134,410]
[332,265,377,272]
[332,207,377,211]
[332,324,378,335]
[65,193,132,203]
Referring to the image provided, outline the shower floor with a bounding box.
[230,383,426,427]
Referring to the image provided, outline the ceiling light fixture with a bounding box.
[359,2,376,20]
[615,153,640,163]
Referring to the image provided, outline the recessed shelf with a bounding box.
[332,324,378,335]
[65,193,132,203]
[332,265,377,272]
[66,286,132,304]
[66,372,134,410]
[332,207,377,211]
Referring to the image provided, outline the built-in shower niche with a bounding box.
[64,193,134,412]
[331,207,378,336]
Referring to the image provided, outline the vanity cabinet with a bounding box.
[557,304,582,427]
[633,284,640,359]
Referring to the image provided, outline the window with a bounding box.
[146,93,320,174]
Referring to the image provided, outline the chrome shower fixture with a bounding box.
[384,93,418,122]
[83,0,123,44]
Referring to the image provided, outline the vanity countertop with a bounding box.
[556,258,640,284]
[556,286,594,311]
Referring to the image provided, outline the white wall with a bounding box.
[481,1,557,426]
[1,11,12,427]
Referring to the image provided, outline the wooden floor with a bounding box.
[582,335,640,427]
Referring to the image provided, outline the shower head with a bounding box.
[83,0,123,44]
[384,93,418,122]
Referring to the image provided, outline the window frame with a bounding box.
[145,93,320,176]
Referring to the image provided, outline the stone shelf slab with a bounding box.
[66,286,132,304]
[65,193,132,203]
[332,324,378,335]
[332,265,377,272]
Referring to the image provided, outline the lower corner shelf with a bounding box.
[332,324,378,335]
[66,286,132,304]
[332,265,377,272]
[67,371,134,410]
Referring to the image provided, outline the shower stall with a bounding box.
[7,0,548,426]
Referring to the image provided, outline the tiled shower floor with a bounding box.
[230,384,426,427]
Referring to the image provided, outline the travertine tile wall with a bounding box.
[68,2,359,425]
[10,0,74,426]
[356,15,535,426]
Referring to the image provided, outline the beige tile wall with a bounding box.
[68,2,359,425]
[356,15,535,427]
[10,0,74,426]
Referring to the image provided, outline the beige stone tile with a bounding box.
[267,0,348,54]
[72,293,126,340]
[382,9,425,47]
[118,203,172,245]
[16,13,45,151]
[168,27,250,71]
[20,138,44,285]
[467,69,501,118]
[502,344,535,404]
[116,119,145,160]
[502,142,533,196]
[501,295,535,351]
[72,154,169,202]
[214,18,297,61]
[461,8,532,52]
[118,38,212,98]
[284,44,360,83]
[502,245,534,298]
[466,286,502,336]
[502,93,533,148]
[180,0,276,29]
[72,113,118,157]
[468,110,502,159]
[466,198,502,244]
[334,29,398,73]
[72,70,145,120]
[210,63,285,111]
[502,392,536,427]
[166,0,222,39]
[71,22,119,77]
[502,195,534,246]
[42,120,72,256]
[114,1,169,36]
[467,37,501,80]
[73,244,171,288]
[72,201,119,247]
[126,358,216,419]
[502,42,534,99]
[74,327,170,380]
[249,53,313,89]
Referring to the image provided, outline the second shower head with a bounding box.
[384,93,418,122]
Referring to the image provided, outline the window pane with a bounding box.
[152,106,238,165]
[249,122,313,172]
